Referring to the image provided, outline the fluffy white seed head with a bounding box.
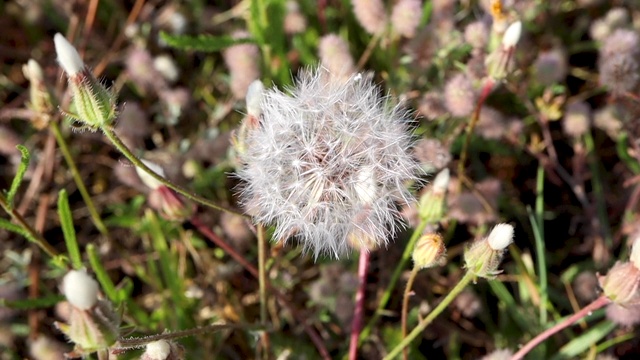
[136,160,166,190]
[144,340,171,360]
[502,21,522,49]
[53,33,84,76]
[62,270,99,310]
[237,68,420,258]
[487,223,514,250]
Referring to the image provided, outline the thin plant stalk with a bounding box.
[0,193,59,259]
[257,223,269,358]
[359,217,429,344]
[101,126,242,216]
[189,215,331,359]
[384,271,475,360]
[457,79,495,189]
[51,121,110,240]
[401,267,420,360]
[510,295,611,360]
[349,248,371,360]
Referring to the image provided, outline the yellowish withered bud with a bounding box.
[22,59,55,129]
[412,233,446,269]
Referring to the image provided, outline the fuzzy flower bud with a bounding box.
[391,0,422,38]
[62,270,99,310]
[53,33,118,130]
[56,271,120,356]
[444,74,477,117]
[464,223,514,279]
[319,34,356,79]
[412,233,446,269]
[598,262,640,306]
[352,0,387,35]
[237,68,420,258]
[223,32,261,99]
[149,185,193,221]
[418,168,449,222]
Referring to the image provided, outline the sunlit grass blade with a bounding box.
[58,189,82,269]
[6,145,30,209]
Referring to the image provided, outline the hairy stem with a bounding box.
[0,193,59,259]
[102,126,242,216]
[510,296,611,360]
[384,271,475,360]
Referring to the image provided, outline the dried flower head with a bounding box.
[236,68,420,258]
[464,21,489,49]
[444,73,477,117]
[412,233,446,269]
[223,32,261,99]
[562,101,591,139]
[352,0,387,35]
[533,48,568,86]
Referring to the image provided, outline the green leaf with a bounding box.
[159,31,254,52]
[1,295,64,309]
[7,145,30,208]
[0,218,30,238]
[550,320,616,360]
[58,189,82,269]
[87,244,119,304]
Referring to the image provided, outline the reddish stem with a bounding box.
[349,249,371,360]
[510,296,611,360]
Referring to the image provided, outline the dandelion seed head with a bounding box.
[237,68,420,258]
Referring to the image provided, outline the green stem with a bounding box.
[101,127,242,216]
[534,165,547,325]
[51,122,110,240]
[384,271,475,360]
[359,218,429,344]
[584,132,613,248]
[0,193,59,260]
[258,224,267,326]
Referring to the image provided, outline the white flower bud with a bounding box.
[432,168,450,195]
[502,21,522,49]
[487,223,514,250]
[246,80,264,118]
[144,340,171,360]
[62,270,99,310]
[24,59,44,81]
[136,160,167,190]
[53,33,85,76]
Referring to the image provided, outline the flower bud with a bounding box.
[141,340,185,360]
[464,223,514,279]
[149,185,193,222]
[22,59,55,129]
[501,21,522,50]
[598,261,640,306]
[136,160,167,191]
[631,238,640,270]
[62,270,99,310]
[412,233,446,269]
[418,168,450,223]
[53,33,118,130]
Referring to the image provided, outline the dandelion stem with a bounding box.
[51,121,111,241]
[257,223,270,358]
[102,126,242,216]
[384,271,475,360]
[401,267,420,360]
[509,295,611,360]
[349,248,371,360]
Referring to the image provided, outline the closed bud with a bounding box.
[412,233,446,269]
[141,340,185,360]
[62,270,99,310]
[501,21,522,50]
[149,185,193,222]
[53,33,118,130]
[598,261,640,306]
[418,168,450,222]
[23,59,55,129]
[464,224,514,279]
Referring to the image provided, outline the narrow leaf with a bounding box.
[87,244,119,303]
[58,189,82,269]
[7,145,31,208]
[159,31,253,52]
